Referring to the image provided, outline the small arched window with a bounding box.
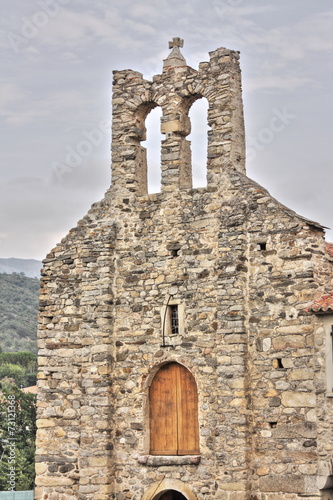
[149,362,199,455]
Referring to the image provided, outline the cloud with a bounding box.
[208,6,333,93]
[245,74,314,92]
[126,0,173,21]
[214,2,278,19]
[247,9,333,60]
[1,78,107,127]
[0,172,109,259]
[0,80,26,119]
[5,4,157,53]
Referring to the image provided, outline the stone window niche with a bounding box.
[273,358,285,370]
[170,305,179,334]
[161,302,184,341]
[167,242,181,258]
[257,242,267,251]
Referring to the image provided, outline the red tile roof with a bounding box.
[305,292,333,314]
[326,243,333,258]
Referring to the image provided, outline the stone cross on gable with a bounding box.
[163,37,186,71]
[169,37,184,50]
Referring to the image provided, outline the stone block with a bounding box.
[230,493,247,500]
[219,482,246,491]
[299,464,317,475]
[288,369,312,380]
[63,408,77,419]
[37,419,56,428]
[259,475,304,493]
[35,463,48,475]
[272,335,305,350]
[281,391,316,408]
[88,457,108,467]
[35,476,75,486]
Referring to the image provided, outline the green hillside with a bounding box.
[0,273,39,354]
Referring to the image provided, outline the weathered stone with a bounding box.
[35,463,48,475]
[272,335,305,350]
[35,476,75,486]
[259,475,305,493]
[281,392,316,408]
[37,419,56,428]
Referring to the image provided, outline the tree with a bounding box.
[0,364,25,387]
[0,352,38,388]
[0,383,36,490]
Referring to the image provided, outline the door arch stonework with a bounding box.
[141,478,197,500]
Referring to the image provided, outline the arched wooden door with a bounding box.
[149,362,199,455]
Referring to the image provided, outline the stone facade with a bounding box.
[35,40,333,499]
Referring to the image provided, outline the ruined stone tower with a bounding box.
[35,40,333,500]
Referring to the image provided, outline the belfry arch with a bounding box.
[142,105,163,193]
[188,96,209,188]
[110,38,245,198]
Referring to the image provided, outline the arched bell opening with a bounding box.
[188,96,209,188]
[133,101,161,195]
[141,105,163,194]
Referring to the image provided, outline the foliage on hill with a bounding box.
[0,273,39,354]
[0,381,36,490]
[0,352,37,387]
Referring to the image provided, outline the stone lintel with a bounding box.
[138,455,201,466]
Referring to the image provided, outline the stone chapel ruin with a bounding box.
[35,39,333,500]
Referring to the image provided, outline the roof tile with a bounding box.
[305,292,333,313]
[326,242,333,258]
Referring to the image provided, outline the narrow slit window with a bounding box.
[170,305,179,334]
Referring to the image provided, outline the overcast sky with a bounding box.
[1,0,333,260]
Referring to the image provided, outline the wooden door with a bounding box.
[149,362,178,454]
[149,362,199,455]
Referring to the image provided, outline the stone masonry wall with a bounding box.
[35,43,333,500]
